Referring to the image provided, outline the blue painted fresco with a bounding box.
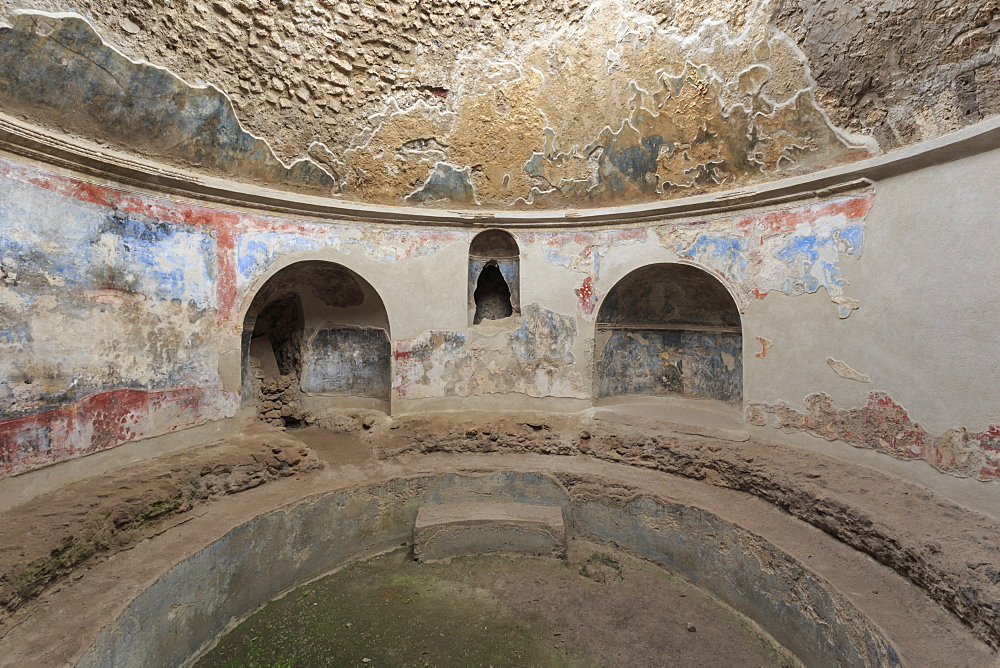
[597,329,742,404]
[677,234,751,276]
[99,213,215,309]
[406,163,476,204]
[0,14,334,194]
[0,180,214,309]
[237,233,337,284]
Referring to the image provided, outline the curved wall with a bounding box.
[77,471,900,667]
[0,128,998,482]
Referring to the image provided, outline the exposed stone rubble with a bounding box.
[372,413,1000,651]
[0,430,321,619]
[254,370,309,428]
[776,0,1000,150]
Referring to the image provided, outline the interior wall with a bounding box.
[744,146,1000,481]
[0,141,997,482]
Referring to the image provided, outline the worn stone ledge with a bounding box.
[0,112,997,228]
[374,413,1000,653]
[413,502,566,561]
[0,445,994,666]
[0,430,321,623]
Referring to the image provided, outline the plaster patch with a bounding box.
[825,357,871,383]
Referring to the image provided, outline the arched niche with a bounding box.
[241,261,391,422]
[469,229,520,325]
[596,263,742,404]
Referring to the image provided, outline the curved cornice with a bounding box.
[1,111,998,228]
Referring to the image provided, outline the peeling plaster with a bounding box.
[749,393,1000,482]
[0,158,243,477]
[655,193,874,316]
[0,2,881,207]
[235,221,466,289]
[334,0,876,207]
[826,357,871,383]
[526,227,648,318]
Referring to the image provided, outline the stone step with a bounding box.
[413,502,565,562]
[591,397,750,442]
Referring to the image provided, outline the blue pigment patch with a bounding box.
[406,163,476,204]
[236,233,330,284]
[97,213,215,309]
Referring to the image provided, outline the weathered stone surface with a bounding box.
[0,430,320,619]
[1,1,993,205]
[0,13,336,194]
[775,0,1000,150]
[413,502,566,561]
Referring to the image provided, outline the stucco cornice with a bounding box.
[0,112,998,227]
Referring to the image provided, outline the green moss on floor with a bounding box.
[196,550,579,667]
[196,545,796,668]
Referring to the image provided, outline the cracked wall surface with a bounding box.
[0,13,336,194]
[1,1,993,205]
[5,1,974,206]
[749,393,1000,482]
[0,143,995,482]
[775,0,1000,150]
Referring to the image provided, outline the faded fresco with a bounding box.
[393,304,587,401]
[0,161,237,477]
[0,3,880,207]
[655,194,874,317]
[301,328,391,399]
[338,0,877,207]
[597,330,743,403]
[596,263,743,403]
[0,152,993,483]
[748,393,1000,482]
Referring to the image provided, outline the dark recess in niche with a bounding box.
[469,229,520,325]
[474,261,514,324]
[252,293,304,376]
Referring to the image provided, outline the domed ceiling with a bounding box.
[0,0,995,207]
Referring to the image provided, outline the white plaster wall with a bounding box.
[746,147,1000,433]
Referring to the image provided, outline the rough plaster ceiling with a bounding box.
[0,0,995,206]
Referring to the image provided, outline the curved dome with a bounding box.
[0,0,994,208]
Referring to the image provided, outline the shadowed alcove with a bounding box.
[596,263,743,404]
[469,229,520,325]
[241,261,392,422]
